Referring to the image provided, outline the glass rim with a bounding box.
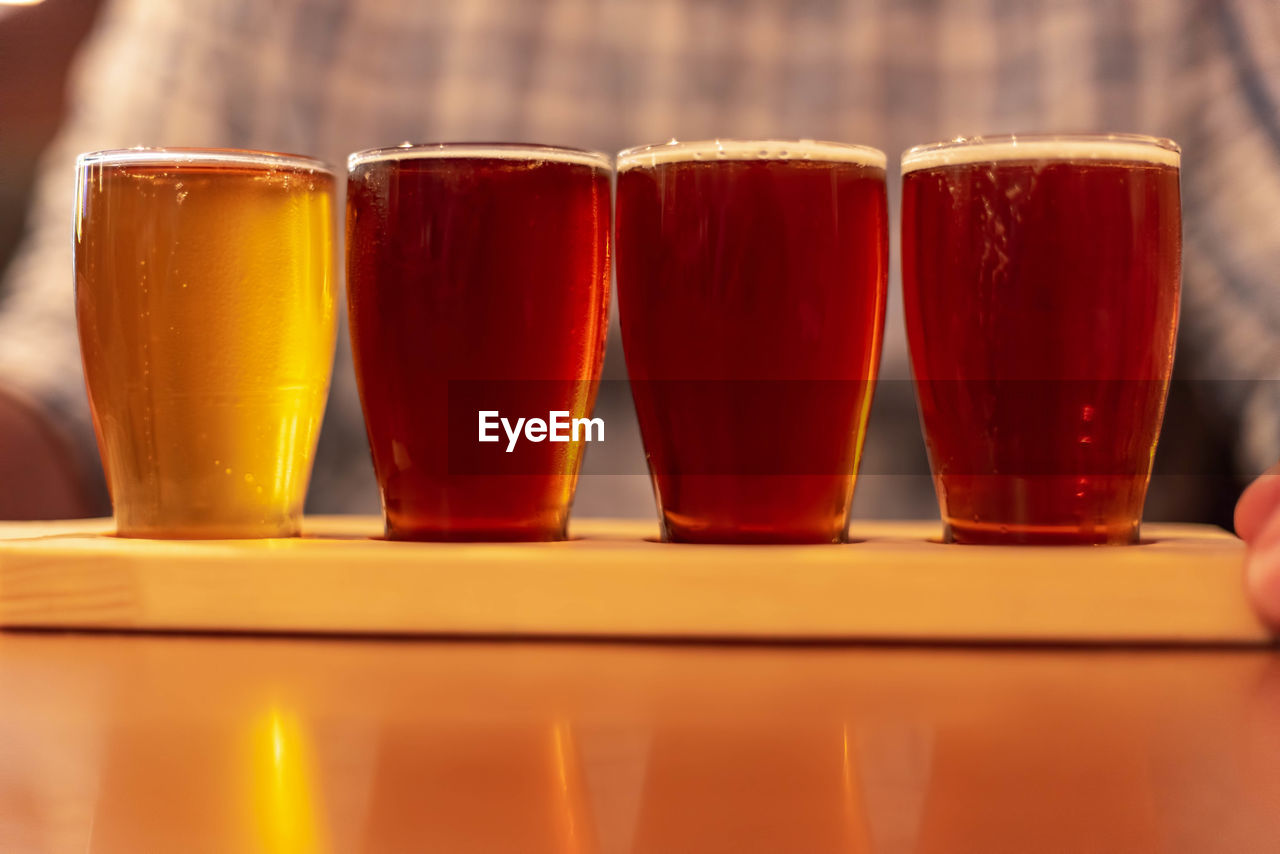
[75,147,336,175]
[901,133,1180,173]
[617,138,887,171]
[347,142,612,171]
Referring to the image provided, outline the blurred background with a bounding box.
[0,0,100,282]
[1,0,1275,528]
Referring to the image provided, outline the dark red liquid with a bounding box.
[902,157,1181,544]
[616,156,888,543]
[346,153,610,540]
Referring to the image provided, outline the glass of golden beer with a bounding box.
[74,148,337,538]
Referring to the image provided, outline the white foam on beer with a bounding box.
[348,143,611,171]
[77,147,334,174]
[616,139,887,171]
[901,136,1180,173]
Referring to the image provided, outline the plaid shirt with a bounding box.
[2,0,1278,517]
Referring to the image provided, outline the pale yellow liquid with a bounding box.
[75,160,336,537]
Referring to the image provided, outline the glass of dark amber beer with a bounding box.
[74,148,337,538]
[616,140,888,543]
[346,143,611,541]
[901,134,1182,545]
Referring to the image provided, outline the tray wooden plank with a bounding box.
[0,517,1270,644]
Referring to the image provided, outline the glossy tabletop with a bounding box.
[0,632,1277,853]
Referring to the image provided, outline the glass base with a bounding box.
[385,521,568,542]
[661,517,846,545]
[114,518,302,539]
[944,518,1141,546]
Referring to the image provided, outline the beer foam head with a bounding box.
[77,147,334,174]
[901,134,1180,173]
[617,139,887,171]
[348,143,611,171]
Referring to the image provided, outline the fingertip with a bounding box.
[1235,466,1280,542]
[1245,521,1280,630]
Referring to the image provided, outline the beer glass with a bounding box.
[75,148,337,538]
[901,134,1182,544]
[616,140,888,544]
[346,144,611,541]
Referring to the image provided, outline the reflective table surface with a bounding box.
[0,633,1277,853]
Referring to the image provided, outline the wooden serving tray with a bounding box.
[0,517,1270,644]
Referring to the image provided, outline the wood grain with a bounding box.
[0,517,1270,644]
